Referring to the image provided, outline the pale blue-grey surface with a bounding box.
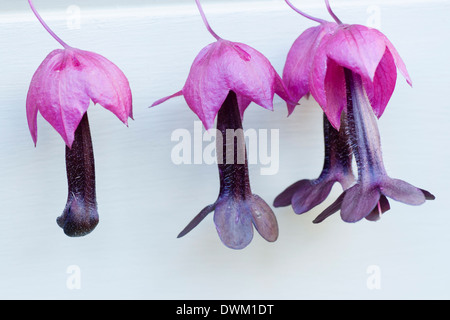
[0,0,449,299]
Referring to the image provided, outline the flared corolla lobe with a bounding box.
[27,47,133,147]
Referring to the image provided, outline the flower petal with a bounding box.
[365,195,390,221]
[326,24,387,82]
[26,48,133,147]
[420,189,436,200]
[77,49,133,124]
[313,191,346,224]
[248,194,278,242]
[361,48,397,118]
[374,29,412,86]
[27,49,90,147]
[340,184,381,223]
[177,203,216,238]
[308,23,340,114]
[323,58,346,129]
[380,178,425,206]
[291,179,336,215]
[213,197,253,249]
[183,42,230,130]
[273,180,309,208]
[224,42,277,111]
[183,40,286,130]
[150,90,183,108]
[26,51,64,145]
[283,25,332,113]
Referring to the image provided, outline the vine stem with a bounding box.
[325,0,343,24]
[284,0,326,24]
[194,0,222,41]
[28,0,71,48]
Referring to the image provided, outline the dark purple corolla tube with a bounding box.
[314,69,434,223]
[57,114,99,236]
[178,91,278,249]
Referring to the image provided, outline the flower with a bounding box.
[277,0,433,223]
[27,42,132,148]
[313,69,434,223]
[151,0,292,248]
[151,26,291,130]
[26,0,132,236]
[282,0,411,130]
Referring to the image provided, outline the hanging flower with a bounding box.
[276,0,433,223]
[26,0,132,236]
[151,0,293,249]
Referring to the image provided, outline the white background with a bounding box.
[0,0,449,299]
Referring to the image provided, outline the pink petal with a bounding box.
[27,50,63,146]
[26,48,133,147]
[323,58,346,129]
[362,48,397,118]
[150,91,183,108]
[309,23,340,113]
[273,73,296,114]
[27,49,89,147]
[224,42,277,111]
[285,23,338,114]
[236,95,252,120]
[374,29,412,86]
[76,49,133,124]
[326,24,387,82]
[182,42,230,130]
[182,40,287,129]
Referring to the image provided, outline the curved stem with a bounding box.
[284,0,326,24]
[195,0,222,41]
[28,0,70,49]
[325,0,343,24]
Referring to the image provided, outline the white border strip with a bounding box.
[1,0,448,24]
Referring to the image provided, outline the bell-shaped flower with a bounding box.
[26,0,132,236]
[152,38,291,131]
[277,0,433,223]
[151,0,292,249]
[27,47,132,148]
[282,0,411,130]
